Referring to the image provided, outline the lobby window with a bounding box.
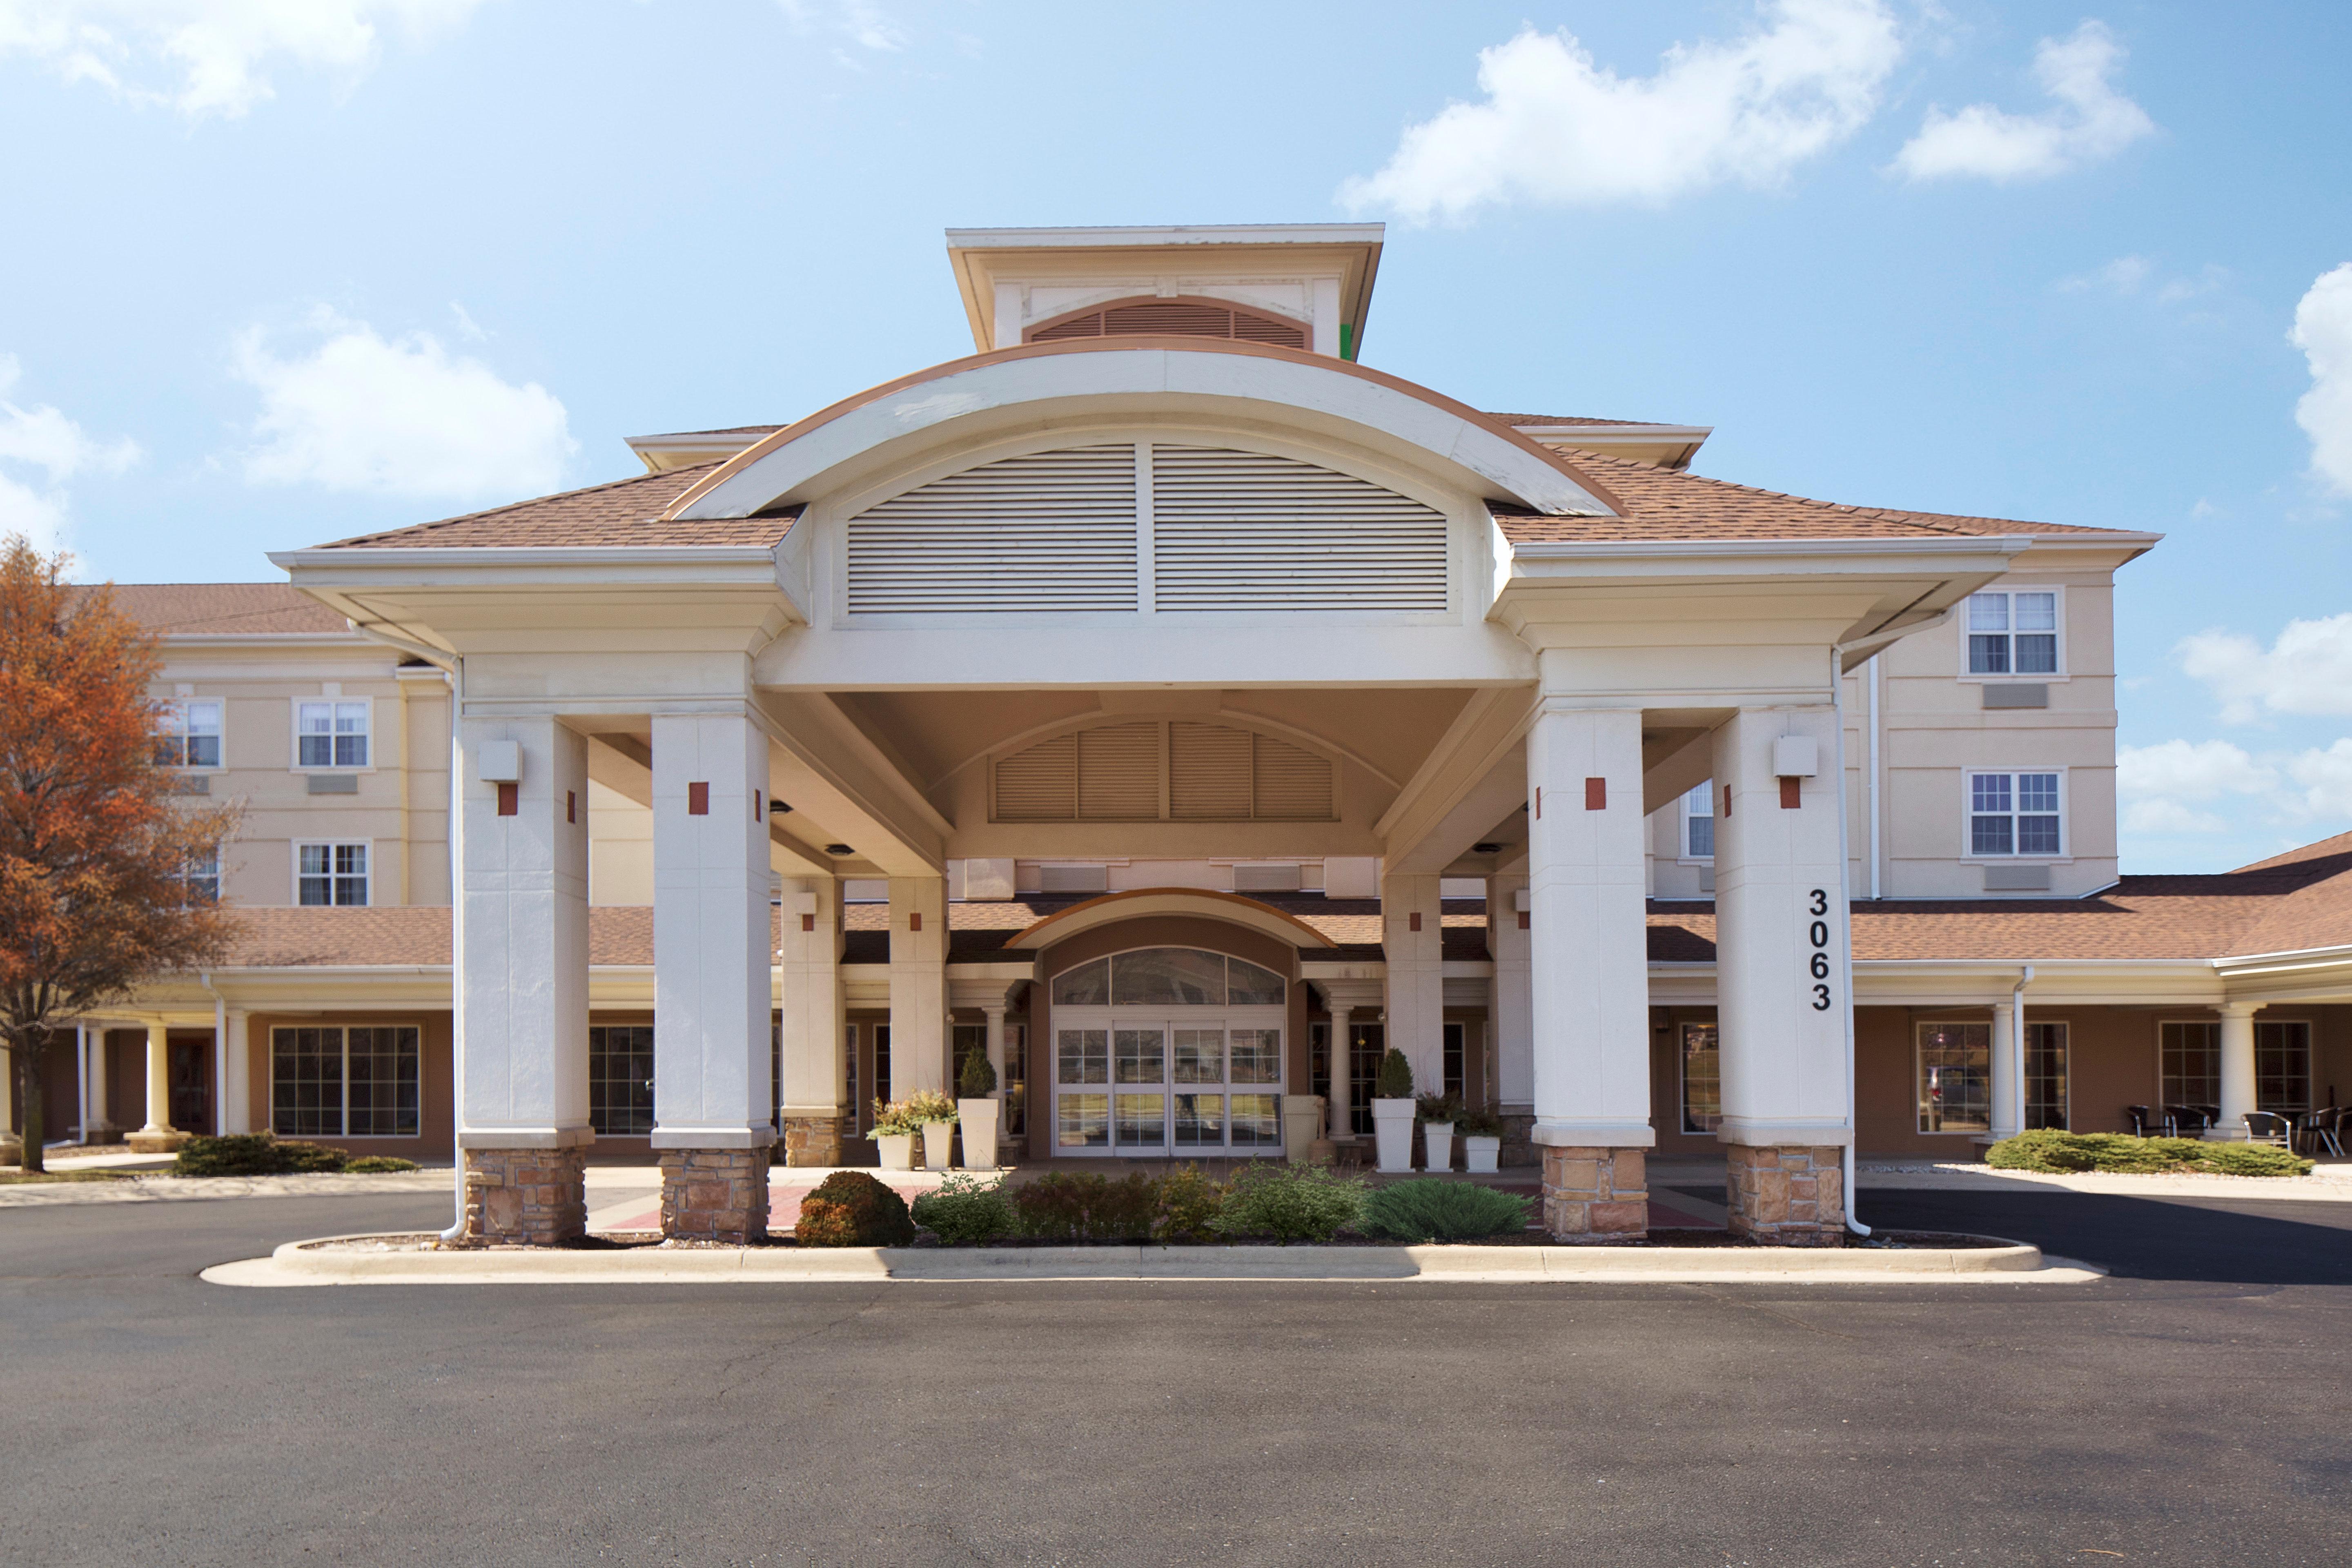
[271,1025,419,1138]
[156,700,222,768]
[2160,1020,2219,1108]
[1442,1021,1466,1099]
[2256,1020,2312,1113]
[2024,1021,2068,1130]
[1969,771,2062,857]
[1966,590,2059,675]
[1917,1022,1991,1133]
[1681,1022,1721,1133]
[297,842,369,906]
[1003,1023,1027,1137]
[589,1025,655,1136]
[296,699,370,768]
[1681,782,1714,859]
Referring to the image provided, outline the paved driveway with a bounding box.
[2,1188,2346,1566]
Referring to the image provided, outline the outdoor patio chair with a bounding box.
[2306,1107,2346,1158]
[2126,1105,2159,1137]
[2165,1105,2211,1137]
[2242,1111,2292,1147]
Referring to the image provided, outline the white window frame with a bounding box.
[1915,1019,1993,1136]
[1958,585,2067,682]
[2022,1019,2069,1131]
[270,1023,422,1140]
[1959,766,2070,862]
[1676,781,1715,863]
[291,697,373,772]
[294,840,371,906]
[180,847,221,905]
[157,699,225,771]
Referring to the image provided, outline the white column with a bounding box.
[138,1022,172,1135]
[1526,705,1653,1148]
[1989,998,2020,1141]
[2217,1001,2261,1138]
[457,713,592,1150]
[1487,871,1532,1114]
[1381,871,1445,1096]
[220,1009,252,1134]
[1326,1005,1354,1138]
[982,1003,1007,1096]
[0,1035,12,1143]
[85,1025,108,1141]
[651,709,775,1150]
[887,875,948,1098]
[777,873,846,1124]
[1711,706,1853,1149]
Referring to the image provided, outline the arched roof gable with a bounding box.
[1001,888,1337,953]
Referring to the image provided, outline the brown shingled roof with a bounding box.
[1497,449,2146,546]
[85,583,351,637]
[1486,413,1680,429]
[314,463,798,551]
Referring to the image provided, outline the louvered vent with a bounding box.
[1252,733,1334,820]
[993,733,1077,821]
[1233,863,1303,893]
[1077,723,1160,820]
[845,445,1138,614]
[1150,445,1448,612]
[1169,722,1253,820]
[1040,864,1110,894]
[995,721,1333,822]
[1029,298,1308,349]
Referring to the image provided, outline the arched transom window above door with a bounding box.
[841,442,1449,617]
[1025,296,1308,349]
[1051,947,1287,1007]
[1049,947,1288,1155]
[994,719,1334,822]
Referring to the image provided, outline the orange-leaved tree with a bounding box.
[0,537,236,1172]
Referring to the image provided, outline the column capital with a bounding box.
[2217,999,2265,1019]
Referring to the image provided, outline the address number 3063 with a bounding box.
[1805,887,1833,1011]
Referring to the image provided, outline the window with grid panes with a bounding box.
[2256,1020,2311,1113]
[271,1025,419,1137]
[2160,1021,2220,1109]
[2024,1022,2068,1130]
[1969,772,2062,856]
[1966,590,2058,675]
[589,1025,655,1135]
[297,842,368,905]
[1682,782,1714,858]
[1917,1022,1991,1133]
[156,701,222,768]
[296,700,369,768]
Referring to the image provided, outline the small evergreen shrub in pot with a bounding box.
[1371,1048,1417,1174]
[910,1174,1015,1245]
[1210,1163,1366,1243]
[1360,1178,1531,1243]
[1457,1109,1504,1174]
[795,1170,916,1247]
[956,1051,1000,1171]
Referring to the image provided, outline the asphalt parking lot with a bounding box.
[3,1188,2346,1568]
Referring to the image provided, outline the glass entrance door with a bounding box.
[1056,1017,1284,1153]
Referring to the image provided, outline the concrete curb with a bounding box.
[202,1233,2101,1287]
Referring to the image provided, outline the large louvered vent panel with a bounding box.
[996,721,1336,823]
[1076,723,1160,820]
[993,733,1077,821]
[1168,723,1254,820]
[1150,445,1448,612]
[845,445,1138,614]
[1252,733,1334,820]
[1029,299,1307,349]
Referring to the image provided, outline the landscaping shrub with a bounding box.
[1359,1178,1531,1242]
[343,1156,420,1174]
[957,1050,996,1098]
[911,1174,1015,1245]
[174,1134,350,1176]
[794,1171,916,1247]
[1154,1163,1228,1243]
[1986,1129,2312,1177]
[1211,1163,1365,1243]
[1375,1047,1414,1100]
[1011,1171,1161,1242]
[902,1089,959,1126]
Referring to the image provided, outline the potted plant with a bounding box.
[868,1099,920,1171]
[957,1050,1000,1171]
[1371,1047,1417,1173]
[1417,1092,1463,1172]
[1458,1109,1504,1174]
[905,1089,960,1171]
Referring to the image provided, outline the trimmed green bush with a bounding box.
[2194,1142,2315,1177]
[343,1155,419,1174]
[795,1171,916,1247]
[957,1050,996,1098]
[1154,1164,1228,1243]
[1987,1129,2312,1178]
[174,1134,349,1176]
[1374,1047,1414,1100]
[1359,1178,1531,1242]
[1211,1163,1366,1243]
[1011,1171,1161,1242]
[911,1174,1014,1245]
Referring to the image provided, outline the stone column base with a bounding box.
[1725,1145,1844,1246]
[125,1128,188,1154]
[1541,1146,1647,1243]
[460,1147,588,1246]
[781,1114,851,1167]
[1499,1111,1539,1169]
[660,1148,770,1243]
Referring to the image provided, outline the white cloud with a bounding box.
[2058,254,2225,303]
[1339,0,1902,222]
[2119,736,2352,838]
[2178,613,2352,724]
[2287,740,2352,820]
[775,0,903,53]
[0,0,490,119]
[0,353,140,552]
[232,311,574,502]
[1893,20,2154,182]
[2290,263,2352,497]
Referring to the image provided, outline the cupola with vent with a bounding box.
[946,224,1383,362]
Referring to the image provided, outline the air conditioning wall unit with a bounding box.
[1039,864,1109,895]
[1232,863,1303,893]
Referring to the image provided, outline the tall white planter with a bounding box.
[958,1099,999,1170]
[921,1120,956,1170]
[1423,1121,1455,1173]
[1372,1099,1416,1174]
[1463,1135,1501,1174]
[875,1132,914,1171]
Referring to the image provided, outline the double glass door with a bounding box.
[1055,1012,1285,1154]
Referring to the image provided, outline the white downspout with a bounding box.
[440,655,467,1244]
[1867,653,1883,902]
[1833,648,1871,1237]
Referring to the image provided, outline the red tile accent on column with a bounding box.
[1517,911,1530,930]
[1780,776,1802,809]
[1723,786,1733,818]
[754,790,762,822]
[566,789,576,824]
[801,914,815,933]
[909,911,922,932]
[496,782,517,817]
[687,782,709,815]
[1534,786,1541,819]
[1408,911,1422,932]
[1584,777,1606,810]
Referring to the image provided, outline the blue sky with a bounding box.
[1,0,2347,873]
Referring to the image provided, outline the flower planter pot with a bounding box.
[1423,1121,1455,1172]
[1371,1098,1417,1173]
[957,1099,999,1170]
[1281,1095,1326,1163]
[921,1120,956,1170]
[875,1132,914,1171]
[1463,1134,1502,1174]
